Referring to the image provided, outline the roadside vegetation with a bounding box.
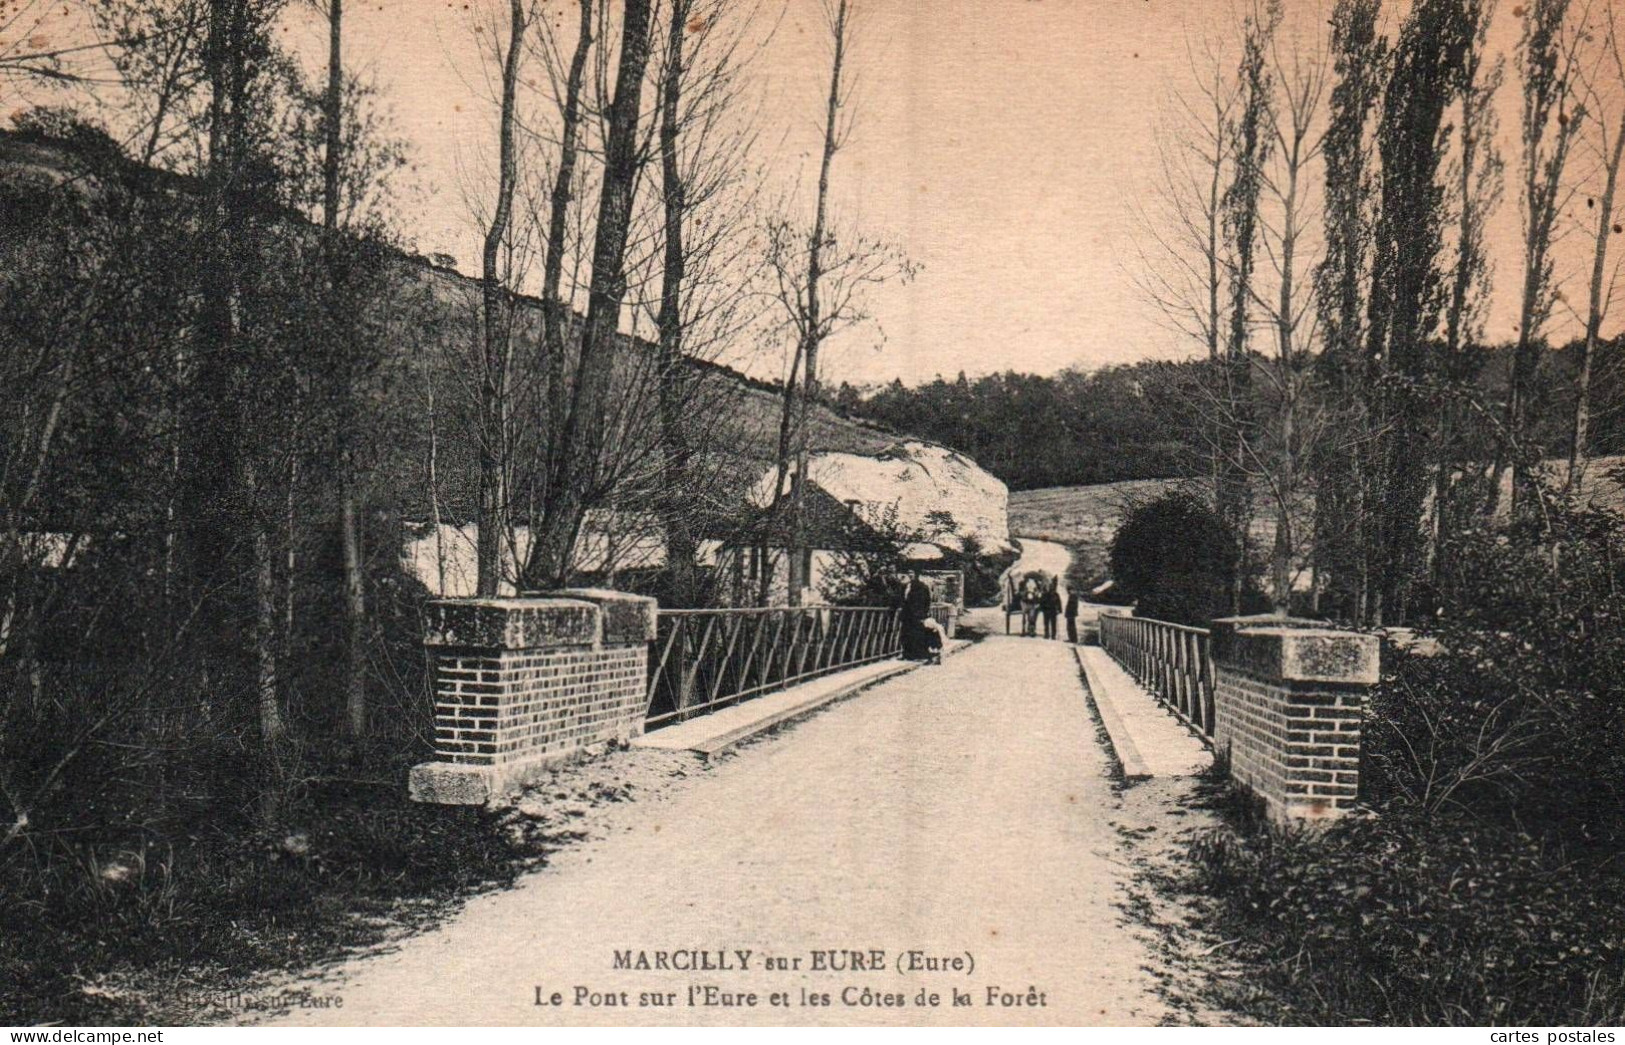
[0,728,687,1025]
[1164,487,1625,1025]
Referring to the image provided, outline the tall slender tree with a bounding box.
[1215,1,1277,614]
[476,0,528,596]
[654,0,700,606]
[527,0,656,586]
[313,0,368,737]
[187,0,290,742]
[1569,7,1625,492]
[1504,0,1585,515]
[1366,0,1474,623]
[783,0,852,607]
[1311,0,1386,619]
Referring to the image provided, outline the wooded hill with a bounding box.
[0,128,908,530]
[838,348,1625,492]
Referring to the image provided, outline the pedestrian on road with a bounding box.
[1064,589,1080,643]
[1040,579,1062,640]
[898,567,941,662]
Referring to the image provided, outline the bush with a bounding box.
[1188,802,1625,1025]
[1108,490,1262,625]
[1368,493,1625,846]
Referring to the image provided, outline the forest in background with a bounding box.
[837,337,1625,493]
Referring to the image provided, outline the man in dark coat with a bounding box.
[898,568,939,661]
[1064,589,1080,643]
[1040,579,1062,640]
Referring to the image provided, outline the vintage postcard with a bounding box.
[2,0,1625,1032]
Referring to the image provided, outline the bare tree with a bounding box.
[1254,26,1327,611]
[781,0,852,607]
[525,0,656,586]
[90,0,212,166]
[1133,32,1236,360]
[754,0,911,606]
[476,0,528,597]
[1504,0,1587,515]
[646,0,773,606]
[1569,4,1625,491]
[535,0,595,452]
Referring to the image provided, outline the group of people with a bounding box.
[896,567,1084,666]
[1016,575,1080,642]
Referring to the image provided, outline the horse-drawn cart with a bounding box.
[1002,569,1055,635]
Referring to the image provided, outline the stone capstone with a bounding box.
[422,597,599,650]
[530,588,658,645]
[1215,626,1379,685]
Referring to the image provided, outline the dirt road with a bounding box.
[262,636,1184,1027]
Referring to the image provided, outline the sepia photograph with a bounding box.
[2,0,1625,1031]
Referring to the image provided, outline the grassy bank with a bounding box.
[0,741,674,1025]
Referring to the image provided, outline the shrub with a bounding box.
[1177,485,1625,1025]
[1368,492,1625,846]
[1108,490,1261,625]
[1188,803,1625,1025]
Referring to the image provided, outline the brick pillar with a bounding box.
[408,588,657,806]
[1209,615,1380,823]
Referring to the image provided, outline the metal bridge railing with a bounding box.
[646,604,944,729]
[1098,613,1216,740]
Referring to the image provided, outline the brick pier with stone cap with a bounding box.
[1208,615,1380,823]
[410,589,657,806]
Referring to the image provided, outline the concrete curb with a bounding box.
[651,639,974,764]
[1074,645,1152,780]
[690,662,914,763]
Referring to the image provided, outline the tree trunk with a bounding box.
[655,0,700,607]
[528,0,655,587]
[540,0,594,450]
[477,0,527,597]
[248,461,285,743]
[787,0,849,608]
[319,0,367,737]
[1570,109,1625,492]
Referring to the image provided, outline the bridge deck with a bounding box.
[266,634,1189,1026]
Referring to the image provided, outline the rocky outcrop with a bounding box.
[752,441,1012,554]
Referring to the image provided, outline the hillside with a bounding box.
[0,129,919,525]
[380,260,924,523]
[1012,457,1625,592]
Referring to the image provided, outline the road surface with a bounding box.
[261,635,1182,1027]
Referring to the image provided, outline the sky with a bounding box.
[9,0,1617,388]
[266,0,1276,386]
